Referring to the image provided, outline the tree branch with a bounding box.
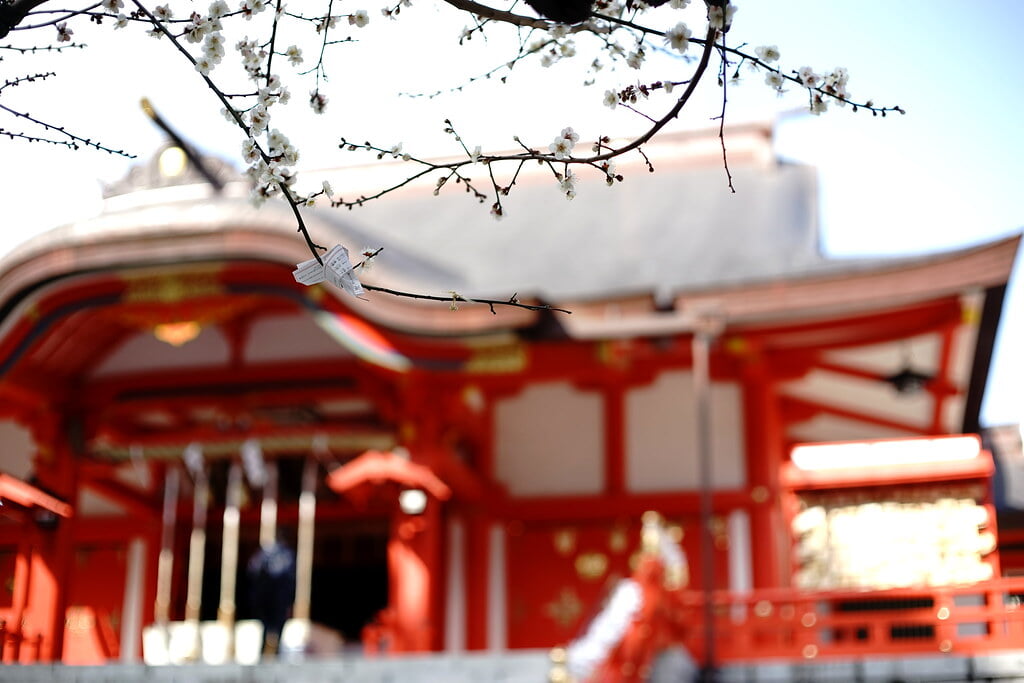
[440,0,551,30]
[0,0,51,38]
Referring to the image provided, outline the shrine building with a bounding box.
[0,124,1022,679]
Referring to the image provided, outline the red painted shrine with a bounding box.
[0,125,1021,675]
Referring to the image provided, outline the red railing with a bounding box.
[0,619,43,664]
[591,562,1024,681]
[686,579,1024,661]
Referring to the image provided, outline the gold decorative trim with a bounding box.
[92,431,396,461]
[465,342,527,374]
[574,552,608,581]
[121,267,224,304]
[544,588,583,628]
[553,528,576,556]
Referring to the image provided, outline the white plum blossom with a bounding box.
[549,138,572,159]
[549,127,578,160]
[101,0,123,11]
[55,22,72,41]
[322,180,334,197]
[113,14,128,28]
[664,22,691,53]
[559,170,577,200]
[349,10,369,27]
[764,70,784,92]
[810,94,828,115]
[208,0,229,18]
[195,55,215,75]
[358,247,379,271]
[755,45,780,63]
[707,3,735,31]
[241,0,267,19]
[242,137,260,164]
[316,15,338,32]
[824,67,850,101]
[153,4,173,19]
[267,129,299,165]
[257,87,275,107]
[249,105,270,134]
[829,67,849,86]
[309,90,328,114]
[389,143,403,158]
[204,32,226,61]
[185,15,211,44]
[470,146,482,163]
[797,66,820,88]
[267,129,288,153]
[626,49,645,70]
[603,89,618,109]
[285,45,303,65]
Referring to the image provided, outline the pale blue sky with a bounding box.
[1,0,1020,424]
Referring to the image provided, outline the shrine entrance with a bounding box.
[309,519,389,643]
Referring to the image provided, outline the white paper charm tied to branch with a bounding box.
[292,244,364,297]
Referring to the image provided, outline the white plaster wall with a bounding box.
[824,333,941,377]
[78,488,126,516]
[245,312,354,363]
[782,368,933,434]
[625,371,745,491]
[92,325,230,376]
[788,414,914,444]
[0,419,33,480]
[494,382,604,496]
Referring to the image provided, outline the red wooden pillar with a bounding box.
[464,392,495,651]
[464,515,491,651]
[20,417,77,661]
[742,359,785,589]
[603,381,626,496]
[6,537,32,663]
[387,499,442,651]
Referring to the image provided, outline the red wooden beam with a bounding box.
[327,450,452,503]
[496,490,750,522]
[780,394,929,436]
[0,474,72,518]
[80,477,160,518]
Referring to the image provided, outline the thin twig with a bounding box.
[362,283,571,315]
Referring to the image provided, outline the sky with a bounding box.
[0,0,1021,426]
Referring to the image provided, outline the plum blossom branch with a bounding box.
[360,282,573,316]
[129,0,326,261]
[0,39,85,51]
[0,0,904,317]
[0,70,134,155]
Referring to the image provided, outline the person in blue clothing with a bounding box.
[247,539,297,655]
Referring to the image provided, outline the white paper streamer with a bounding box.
[292,244,364,297]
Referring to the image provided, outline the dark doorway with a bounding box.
[309,518,389,642]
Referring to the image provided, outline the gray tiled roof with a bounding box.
[318,157,833,303]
